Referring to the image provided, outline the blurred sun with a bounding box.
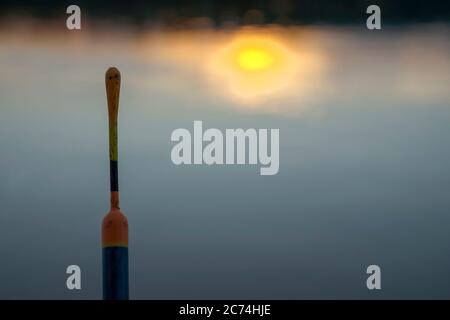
[207,31,305,104]
[138,27,326,110]
[236,48,275,71]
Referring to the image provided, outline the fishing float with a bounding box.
[102,67,129,300]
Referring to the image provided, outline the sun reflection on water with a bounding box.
[134,27,327,112]
[206,29,325,106]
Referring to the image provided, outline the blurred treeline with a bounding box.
[0,0,449,26]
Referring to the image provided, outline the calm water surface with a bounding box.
[0,22,449,298]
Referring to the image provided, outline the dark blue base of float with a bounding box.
[102,246,129,300]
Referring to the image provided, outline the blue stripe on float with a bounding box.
[110,160,119,191]
[103,246,129,300]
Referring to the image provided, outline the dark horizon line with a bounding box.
[0,0,449,26]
